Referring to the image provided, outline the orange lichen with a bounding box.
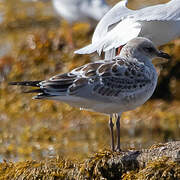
[0,0,179,166]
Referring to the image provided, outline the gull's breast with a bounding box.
[120,74,157,112]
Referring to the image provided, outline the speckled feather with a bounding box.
[10,37,167,114]
[35,57,152,99]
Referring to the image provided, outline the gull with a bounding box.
[75,0,180,59]
[9,37,170,151]
[38,0,110,46]
[52,0,110,25]
[50,0,110,47]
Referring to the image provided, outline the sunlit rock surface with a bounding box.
[0,0,179,169]
[0,141,179,179]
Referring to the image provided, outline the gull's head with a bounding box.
[120,37,170,61]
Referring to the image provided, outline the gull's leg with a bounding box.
[109,115,115,151]
[116,114,121,152]
[116,45,124,55]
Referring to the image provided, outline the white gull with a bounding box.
[52,0,110,25]
[10,37,170,151]
[75,0,180,59]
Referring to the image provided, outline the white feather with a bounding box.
[92,0,131,43]
[75,18,142,55]
[75,0,180,59]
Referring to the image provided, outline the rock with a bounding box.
[78,141,180,179]
[0,141,179,180]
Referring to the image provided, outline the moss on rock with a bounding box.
[0,158,77,180]
[136,157,180,180]
[0,142,179,180]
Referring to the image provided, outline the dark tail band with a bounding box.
[9,81,41,87]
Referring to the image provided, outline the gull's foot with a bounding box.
[111,145,115,152]
[115,146,122,152]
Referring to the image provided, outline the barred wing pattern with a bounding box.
[36,58,153,100]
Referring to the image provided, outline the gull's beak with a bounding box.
[157,51,171,59]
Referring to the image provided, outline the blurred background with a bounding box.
[0,0,179,162]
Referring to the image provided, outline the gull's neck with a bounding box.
[119,47,153,65]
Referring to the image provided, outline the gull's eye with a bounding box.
[144,47,154,53]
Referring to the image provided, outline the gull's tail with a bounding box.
[9,81,41,87]
[9,77,71,99]
[9,81,47,99]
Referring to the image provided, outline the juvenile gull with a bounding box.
[75,0,180,59]
[9,37,170,151]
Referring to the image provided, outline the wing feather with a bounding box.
[75,18,142,55]
[75,0,180,58]
[10,57,153,100]
[74,0,132,55]
[92,0,132,43]
[93,58,152,97]
[133,0,180,21]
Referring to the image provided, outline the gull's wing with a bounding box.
[74,0,135,55]
[134,0,180,21]
[92,0,132,43]
[41,58,152,100]
[75,18,142,55]
[9,61,104,99]
[75,0,180,57]
[91,58,152,98]
[92,0,180,44]
[97,19,141,53]
[10,57,152,102]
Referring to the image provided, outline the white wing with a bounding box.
[98,19,141,52]
[74,0,135,55]
[75,18,141,55]
[92,0,132,43]
[133,0,180,21]
[92,0,180,44]
[75,0,180,57]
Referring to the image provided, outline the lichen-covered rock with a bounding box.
[134,157,180,180]
[0,0,179,177]
[0,158,77,180]
[0,141,179,180]
[77,141,180,179]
